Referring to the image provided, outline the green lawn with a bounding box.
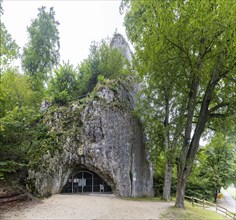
[123,197,227,220]
[161,200,228,220]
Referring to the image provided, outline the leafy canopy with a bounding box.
[187,133,236,200]
[22,6,60,92]
[48,62,79,105]
[0,21,20,70]
[78,39,130,96]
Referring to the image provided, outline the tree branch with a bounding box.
[200,30,225,60]
[208,113,225,118]
[205,125,217,131]
[208,102,229,113]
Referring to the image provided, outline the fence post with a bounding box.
[191,197,194,207]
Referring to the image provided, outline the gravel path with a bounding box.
[1,194,174,219]
[218,188,236,213]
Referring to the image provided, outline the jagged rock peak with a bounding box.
[110,33,132,62]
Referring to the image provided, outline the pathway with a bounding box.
[218,188,236,213]
[1,194,174,219]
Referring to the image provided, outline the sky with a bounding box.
[1,0,128,67]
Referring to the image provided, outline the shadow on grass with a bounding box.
[160,200,228,220]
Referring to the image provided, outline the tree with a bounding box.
[123,0,236,208]
[186,133,236,201]
[201,133,236,201]
[78,39,129,96]
[136,69,186,201]
[0,106,39,179]
[0,21,21,117]
[0,21,20,71]
[22,6,60,94]
[48,62,79,105]
[0,69,38,179]
[0,69,35,117]
[0,17,37,179]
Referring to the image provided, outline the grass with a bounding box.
[160,200,228,220]
[122,196,228,219]
[123,196,228,219]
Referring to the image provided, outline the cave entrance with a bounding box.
[61,170,112,194]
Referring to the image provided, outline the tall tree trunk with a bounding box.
[175,66,223,208]
[175,72,200,208]
[163,162,172,201]
[175,169,187,208]
[163,92,171,200]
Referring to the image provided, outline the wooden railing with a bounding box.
[185,196,236,220]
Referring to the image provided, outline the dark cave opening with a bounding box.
[61,169,112,194]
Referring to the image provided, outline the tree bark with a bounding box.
[175,71,200,208]
[163,92,172,201]
[175,169,187,208]
[163,162,172,201]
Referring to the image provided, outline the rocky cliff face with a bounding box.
[28,80,153,197]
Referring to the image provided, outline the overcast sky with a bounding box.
[1,0,128,67]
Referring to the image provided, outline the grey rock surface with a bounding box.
[28,81,153,197]
[40,100,52,112]
[110,33,133,62]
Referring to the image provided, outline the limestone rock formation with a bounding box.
[28,81,153,197]
[110,33,132,62]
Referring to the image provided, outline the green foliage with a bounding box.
[201,133,236,189]
[97,75,105,83]
[22,6,60,93]
[0,106,40,178]
[0,161,25,179]
[0,69,36,117]
[161,200,228,220]
[0,107,39,144]
[0,21,19,70]
[27,124,63,171]
[78,39,131,96]
[0,48,39,178]
[51,90,70,105]
[153,159,178,197]
[186,133,236,200]
[186,164,214,200]
[47,38,131,106]
[0,67,39,178]
[48,62,79,105]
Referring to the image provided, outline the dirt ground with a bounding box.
[1,194,174,219]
